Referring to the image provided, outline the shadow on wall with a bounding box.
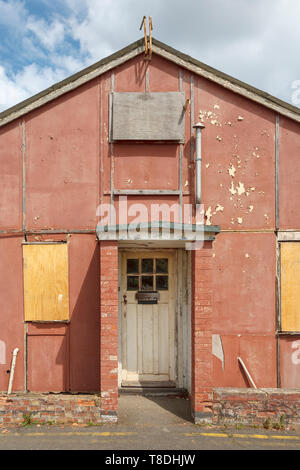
[67,238,100,393]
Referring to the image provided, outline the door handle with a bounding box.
[123,294,127,317]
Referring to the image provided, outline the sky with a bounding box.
[0,0,300,112]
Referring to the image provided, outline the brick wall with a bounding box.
[1,389,299,427]
[191,242,214,422]
[99,241,119,421]
[212,388,300,429]
[0,393,102,425]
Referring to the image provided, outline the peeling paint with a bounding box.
[216,135,222,141]
[248,205,254,213]
[229,181,236,195]
[205,163,210,168]
[237,115,244,121]
[237,217,243,224]
[213,104,220,110]
[0,340,5,365]
[228,164,236,178]
[215,204,224,212]
[236,182,245,196]
[245,253,250,258]
[205,206,212,225]
[212,334,225,370]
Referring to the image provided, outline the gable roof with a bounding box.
[1,37,300,128]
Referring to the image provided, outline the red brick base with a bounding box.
[211,388,300,429]
[1,389,299,428]
[0,393,103,426]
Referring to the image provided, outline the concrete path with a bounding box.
[118,394,193,426]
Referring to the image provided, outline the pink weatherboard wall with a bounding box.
[0,43,299,409]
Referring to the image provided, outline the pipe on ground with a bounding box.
[7,348,19,395]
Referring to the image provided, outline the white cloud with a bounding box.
[26,17,65,51]
[0,66,28,110]
[0,64,68,111]
[0,0,300,112]
[0,0,27,29]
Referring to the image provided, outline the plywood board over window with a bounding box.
[280,242,300,331]
[23,243,70,322]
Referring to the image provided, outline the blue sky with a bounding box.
[0,0,300,111]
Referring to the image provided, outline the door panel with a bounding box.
[121,251,175,386]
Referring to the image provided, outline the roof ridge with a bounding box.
[0,36,299,127]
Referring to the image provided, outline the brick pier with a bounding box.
[191,241,214,423]
[99,241,119,422]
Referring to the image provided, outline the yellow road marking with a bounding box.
[184,432,300,441]
[1,431,136,437]
[188,432,228,438]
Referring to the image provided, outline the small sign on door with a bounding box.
[136,291,160,304]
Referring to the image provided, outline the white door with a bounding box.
[121,251,176,387]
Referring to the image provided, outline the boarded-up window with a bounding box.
[281,242,300,331]
[111,92,186,141]
[23,243,69,322]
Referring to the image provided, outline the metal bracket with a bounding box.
[139,16,153,60]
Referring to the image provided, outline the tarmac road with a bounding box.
[0,395,299,451]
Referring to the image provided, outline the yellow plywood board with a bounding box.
[281,242,300,331]
[23,244,70,322]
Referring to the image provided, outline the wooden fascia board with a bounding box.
[1,35,300,127]
[151,44,300,123]
[0,45,144,128]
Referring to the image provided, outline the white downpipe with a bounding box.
[193,122,205,205]
[238,356,257,389]
[7,348,19,395]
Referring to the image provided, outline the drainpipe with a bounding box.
[7,348,19,395]
[193,122,205,205]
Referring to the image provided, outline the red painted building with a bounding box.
[0,37,300,423]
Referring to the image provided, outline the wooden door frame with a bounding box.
[118,247,191,390]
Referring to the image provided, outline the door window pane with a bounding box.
[142,258,153,273]
[127,259,139,274]
[141,275,153,290]
[127,276,139,290]
[156,275,168,290]
[156,258,168,273]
